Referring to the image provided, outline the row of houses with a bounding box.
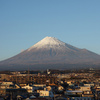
[0,72,100,99]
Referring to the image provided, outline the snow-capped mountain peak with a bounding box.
[0,36,100,71]
[27,36,66,51]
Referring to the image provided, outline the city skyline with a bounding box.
[0,0,100,61]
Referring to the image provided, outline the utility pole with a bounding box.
[10,92,13,100]
[28,67,30,83]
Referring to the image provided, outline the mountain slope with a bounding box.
[0,36,100,70]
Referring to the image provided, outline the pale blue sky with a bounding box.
[0,0,100,61]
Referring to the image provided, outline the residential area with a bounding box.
[0,69,100,100]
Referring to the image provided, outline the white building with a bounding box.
[22,84,33,93]
[0,82,14,89]
[37,88,54,98]
[79,86,91,91]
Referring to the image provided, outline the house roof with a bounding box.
[66,90,82,93]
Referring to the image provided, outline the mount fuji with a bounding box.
[0,36,100,70]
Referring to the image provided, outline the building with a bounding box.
[6,74,34,84]
[34,75,57,84]
[37,88,54,99]
[22,84,33,93]
[65,90,82,97]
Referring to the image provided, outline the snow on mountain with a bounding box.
[27,36,79,52]
[27,36,65,51]
[0,36,100,70]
